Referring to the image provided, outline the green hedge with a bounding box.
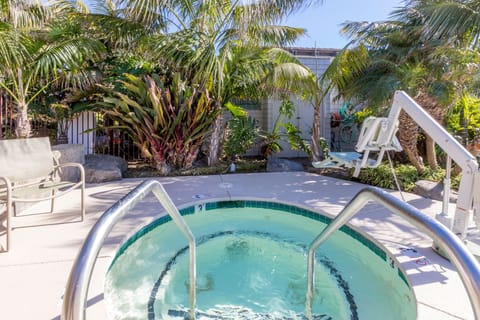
[355,163,459,191]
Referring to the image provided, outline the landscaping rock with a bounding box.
[84,154,128,183]
[266,157,304,172]
[51,144,85,182]
[413,180,457,202]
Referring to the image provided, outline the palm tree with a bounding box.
[300,72,327,162]
[64,0,319,167]
[321,0,475,174]
[0,0,105,137]
[127,0,320,165]
[420,0,480,146]
[393,0,480,165]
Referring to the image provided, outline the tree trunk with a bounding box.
[425,135,439,169]
[153,154,170,175]
[155,161,171,175]
[15,67,31,138]
[398,110,425,174]
[413,91,444,170]
[15,101,31,138]
[310,103,322,162]
[183,148,198,169]
[467,139,480,158]
[453,138,480,175]
[207,112,224,166]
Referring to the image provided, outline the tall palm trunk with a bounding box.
[15,68,30,138]
[11,9,30,138]
[397,92,446,174]
[425,136,438,169]
[207,110,224,166]
[310,102,321,162]
[467,138,480,158]
[398,110,425,174]
[414,91,444,170]
[15,101,30,138]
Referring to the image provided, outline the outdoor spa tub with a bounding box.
[104,199,416,320]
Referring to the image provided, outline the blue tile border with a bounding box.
[111,199,409,288]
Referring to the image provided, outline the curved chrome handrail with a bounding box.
[305,186,480,319]
[61,180,197,320]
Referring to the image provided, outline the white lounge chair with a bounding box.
[0,137,85,252]
[313,112,402,177]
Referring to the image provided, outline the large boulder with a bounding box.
[51,144,85,181]
[266,157,304,172]
[84,154,128,183]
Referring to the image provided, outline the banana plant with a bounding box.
[96,73,218,174]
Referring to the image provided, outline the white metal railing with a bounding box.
[61,180,197,320]
[305,186,480,320]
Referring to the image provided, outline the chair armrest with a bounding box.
[57,162,84,169]
[0,176,13,201]
[52,150,61,167]
[55,162,85,183]
[0,175,11,185]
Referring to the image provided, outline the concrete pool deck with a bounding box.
[0,172,478,319]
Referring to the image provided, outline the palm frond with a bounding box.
[247,24,305,46]
[0,24,30,68]
[5,0,51,30]
[423,1,480,44]
[34,37,105,80]
[238,0,321,25]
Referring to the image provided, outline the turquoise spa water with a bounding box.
[105,202,416,320]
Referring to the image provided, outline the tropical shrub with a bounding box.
[97,73,218,174]
[224,116,259,161]
[354,107,374,125]
[284,123,311,157]
[356,164,415,191]
[260,98,311,158]
[445,93,480,144]
[356,163,453,191]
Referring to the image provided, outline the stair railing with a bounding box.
[305,186,480,319]
[61,180,197,320]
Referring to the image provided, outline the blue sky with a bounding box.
[284,0,404,49]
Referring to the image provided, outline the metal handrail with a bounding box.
[61,180,197,320]
[305,186,480,319]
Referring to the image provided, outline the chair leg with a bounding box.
[80,183,85,221]
[50,190,55,213]
[12,201,17,217]
[6,198,12,252]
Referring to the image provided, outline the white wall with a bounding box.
[265,55,340,157]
